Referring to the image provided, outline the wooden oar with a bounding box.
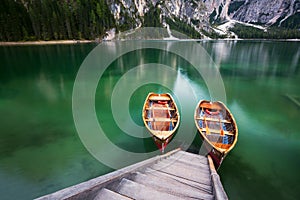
[202,107,210,135]
[219,117,224,136]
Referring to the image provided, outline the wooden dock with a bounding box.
[36,149,228,200]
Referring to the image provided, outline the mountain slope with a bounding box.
[107,0,300,39]
[0,0,299,41]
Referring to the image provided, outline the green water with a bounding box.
[0,41,299,199]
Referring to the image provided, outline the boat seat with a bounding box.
[145,118,177,122]
[149,96,171,101]
[151,130,173,139]
[212,142,231,150]
[201,128,234,136]
[146,107,175,111]
[200,102,222,110]
[196,117,231,123]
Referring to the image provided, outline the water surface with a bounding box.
[0,41,299,199]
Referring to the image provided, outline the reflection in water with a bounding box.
[203,40,300,78]
[36,73,58,102]
[291,47,300,74]
[0,44,110,200]
[207,41,300,200]
[0,41,299,200]
[96,48,202,154]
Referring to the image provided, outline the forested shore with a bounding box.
[0,0,115,42]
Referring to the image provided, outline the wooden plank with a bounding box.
[115,178,182,200]
[163,159,209,172]
[162,157,210,172]
[170,152,209,166]
[149,130,174,139]
[150,162,211,185]
[142,169,213,194]
[94,188,132,200]
[130,172,214,200]
[212,143,232,149]
[146,107,175,110]
[208,155,229,200]
[165,156,210,172]
[176,151,209,164]
[200,102,222,110]
[151,130,173,134]
[153,159,211,180]
[148,96,171,101]
[196,117,231,123]
[145,118,177,122]
[201,128,234,136]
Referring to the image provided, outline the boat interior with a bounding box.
[196,102,235,150]
[145,94,178,132]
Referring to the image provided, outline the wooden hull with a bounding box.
[152,135,174,152]
[198,133,227,169]
[142,93,180,152]
[194,100,238,170]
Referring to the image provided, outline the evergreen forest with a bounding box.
[0,0,115,41]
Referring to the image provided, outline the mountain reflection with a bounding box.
[201,41,300,77]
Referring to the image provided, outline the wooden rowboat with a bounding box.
[142,93,180,152]
[194,100,238,169]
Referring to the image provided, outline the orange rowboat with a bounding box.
[142,93,180,152]
[194,100,238,169]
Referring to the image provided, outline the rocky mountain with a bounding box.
[106,0,300,38]
[229,0,300,26]
[1,0,299,41]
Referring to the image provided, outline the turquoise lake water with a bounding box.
[0,40,299,199]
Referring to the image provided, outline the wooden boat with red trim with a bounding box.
[194,100,238,169]
[142,93,180,152]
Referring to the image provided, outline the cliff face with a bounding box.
[106,0,300,37]
[229,0,300,25]
[108,0,213,35]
